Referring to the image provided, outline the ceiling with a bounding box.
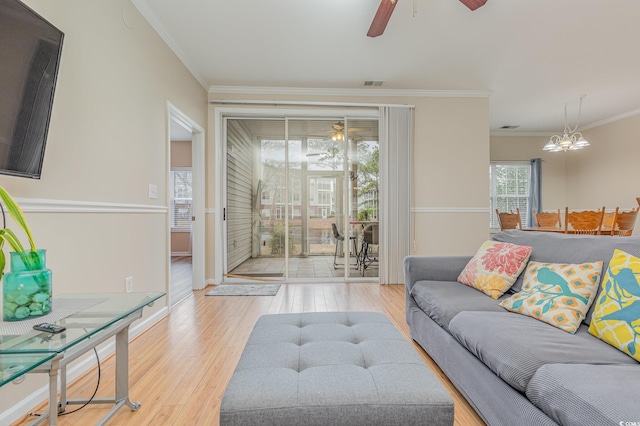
[137,0,640,134]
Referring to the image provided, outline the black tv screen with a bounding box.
[0,0,63,179]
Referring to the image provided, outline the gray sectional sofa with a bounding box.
[404,230,640,426]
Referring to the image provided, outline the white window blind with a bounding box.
[171,169,193,229]
[490,162,530,229]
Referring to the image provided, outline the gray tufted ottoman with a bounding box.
[220,312,454,426]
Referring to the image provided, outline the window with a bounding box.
[171,169,192,229]
[490,162,530,229]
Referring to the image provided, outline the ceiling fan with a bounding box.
[307,121,376,142]
[367,0,488,37]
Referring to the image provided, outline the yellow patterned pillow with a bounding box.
[458,240,532,299]
[588,249,640,361]
[499,261,603,333]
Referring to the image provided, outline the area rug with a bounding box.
[205,284,281,296]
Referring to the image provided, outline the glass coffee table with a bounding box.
[0,292,165,425]
[0,353,55,387]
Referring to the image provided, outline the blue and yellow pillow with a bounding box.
[589,249,640,362]
[500,261,603,333]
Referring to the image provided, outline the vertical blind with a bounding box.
[379,106,413,284]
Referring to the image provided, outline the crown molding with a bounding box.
[131,0,208,89]
[490,130,552,137]
[581,108,640,131]
[491,108,640,136]
[209,85,493,98]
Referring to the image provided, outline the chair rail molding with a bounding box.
[412,207,489,213]
[15,197,168,214]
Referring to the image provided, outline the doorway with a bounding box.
[167,103,205,307]
[221,114,379,281]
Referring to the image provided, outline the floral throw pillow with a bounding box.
[588,249,640,362]
[499,261,603,333]
[457,240,532,299]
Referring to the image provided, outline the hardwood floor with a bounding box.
[13,284,485,426]
[170,256,193,307]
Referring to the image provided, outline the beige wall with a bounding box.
[490,113,640,214]
[171,140,192,168]
[206,93,491,281]
[490,135,567,211]
[0,0,206,416]
[566,114,640,210]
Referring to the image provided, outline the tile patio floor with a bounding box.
[229,255,379,279]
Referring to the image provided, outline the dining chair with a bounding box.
[496,208,522,231]
[636,196,640,207]
[331,223,357,269]
[564,206,605,234]
[602,211,616,231]
[360,222,379,276]
[533,209,562,228]
[610,207,640,236]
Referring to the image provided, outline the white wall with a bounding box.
[0,0,206,418]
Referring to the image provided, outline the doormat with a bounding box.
[205,284,281,296]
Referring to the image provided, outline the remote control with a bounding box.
[33,323,66,334]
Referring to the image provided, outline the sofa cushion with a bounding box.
[589,249,640,361]
[410,280,508,331]
[499,261,603,333]
[448,311,637,392]
[492,230,640,324]
[457,240,532,299]
[526,364,640,426]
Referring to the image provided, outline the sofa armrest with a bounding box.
[403,255,472,293]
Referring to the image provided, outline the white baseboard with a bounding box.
[0,307,169,425]
[171,252,192,257]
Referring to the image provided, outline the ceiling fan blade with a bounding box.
[367,0,398,38]
[459,0,487,11]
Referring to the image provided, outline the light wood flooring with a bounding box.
[13,283,485,426]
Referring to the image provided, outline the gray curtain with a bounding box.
[528,158,542,227]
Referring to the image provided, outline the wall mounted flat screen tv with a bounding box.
[0,0,64,179]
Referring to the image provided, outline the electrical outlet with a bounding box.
[125,276,134,293]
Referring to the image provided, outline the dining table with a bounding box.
[521,226,619,235]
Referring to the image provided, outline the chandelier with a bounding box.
[543,96,590,152]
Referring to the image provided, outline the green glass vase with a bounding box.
[2,249,52,321]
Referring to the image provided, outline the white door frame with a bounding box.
[167,102,206,296]
[214,106,378,283]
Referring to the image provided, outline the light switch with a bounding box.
[148,184,158,199]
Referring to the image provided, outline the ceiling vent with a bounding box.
[500,125,520,129]
[363,80,384,87]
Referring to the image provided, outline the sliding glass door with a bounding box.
[224,116,379,281]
